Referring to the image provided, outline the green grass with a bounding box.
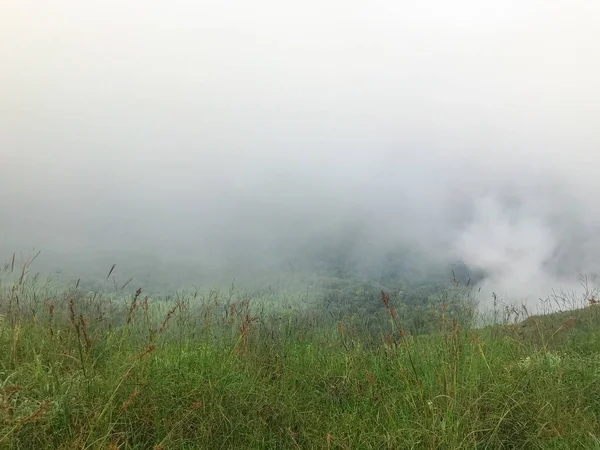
[2,274,600,449]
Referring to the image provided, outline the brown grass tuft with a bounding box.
[18,401,52,424]
[119,389,140,412]
[136,345,155,360]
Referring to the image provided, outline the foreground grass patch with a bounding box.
[1,282,600,449]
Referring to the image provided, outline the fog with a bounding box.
[2,1,600,304]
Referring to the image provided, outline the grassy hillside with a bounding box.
[1,268,600,449]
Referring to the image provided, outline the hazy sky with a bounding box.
[2,1,600,301]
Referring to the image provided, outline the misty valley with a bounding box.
[2,243,600,448]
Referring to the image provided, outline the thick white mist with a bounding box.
[455,196,560,308]
[1,1,600,302]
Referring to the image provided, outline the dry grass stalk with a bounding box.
[79,314,92,351]
[159,303,178,333]
[48,303,55,337]
[126,288,142,324]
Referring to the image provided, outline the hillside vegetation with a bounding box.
[1,260,600,449]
